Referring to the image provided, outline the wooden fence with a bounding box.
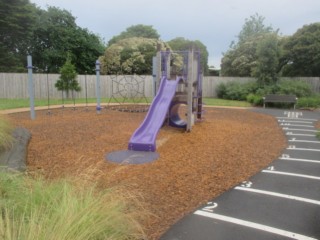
[0,73,319,99]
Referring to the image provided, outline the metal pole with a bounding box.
[84,72,88,110]
[187,49,194,132]
[152,56,157,98]
[72,90,75,110]
[27,55,35,120]
[95,60,101,114]
[61,90,64,108]
[156,50,162,93]
[46,66,51,114]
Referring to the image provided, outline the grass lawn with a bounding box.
[202,98,252,107]
[0,98,251,110]
[0,98,95,110]
[0,98,152,110]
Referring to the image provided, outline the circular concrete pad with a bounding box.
[106,150,159,164]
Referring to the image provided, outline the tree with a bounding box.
[253,33,280,85]
[55,55,81,98]
[30,6,105,74]
[100,37,169,75]
[107,24,160,46]
[281,23,320,77]
[221,14,277,76]
[0,0,36,72]
[166,37,209,75]
[0,2,104,73]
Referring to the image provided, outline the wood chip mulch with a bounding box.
[9,107,287,240]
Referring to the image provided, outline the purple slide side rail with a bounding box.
[128,76,179,152]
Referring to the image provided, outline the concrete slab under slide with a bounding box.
[0,128,31,172]
[160,108,320,240]
[106,150,159,164]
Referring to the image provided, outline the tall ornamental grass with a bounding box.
[0,115,14,150]
[0,173,147,240]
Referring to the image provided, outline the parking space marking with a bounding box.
[235,186,320,205]
[277,117,317,121]
[283,111,304,119]
[289,139,320,144]
[286,132,316,137]
[280,123,314,128]
[262,170,320,180]
[287,146,320,152]
[279,157,320,163]
[278,120,314,124]
[194,211,317,240]
[283,128,318,133]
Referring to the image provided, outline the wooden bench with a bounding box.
[263,94,298,109]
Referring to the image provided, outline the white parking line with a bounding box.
[278,120,314,124]
[194,211,317,240]
[289,139,320,144]
[280,124,314,128]
[287,147,320,152]
[280,157,320,163]
[283,128,318,133]
[235,186,320,205]
[286,132,316,137]
[277,117,317,121]
[262,170,320,180]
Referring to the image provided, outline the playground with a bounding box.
[8,106,286,239]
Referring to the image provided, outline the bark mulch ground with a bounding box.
[9,107,287,240]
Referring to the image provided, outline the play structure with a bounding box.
[107,48,203,163]
[127,48,203,152]
[106,75,149,112]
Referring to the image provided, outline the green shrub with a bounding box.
[0,173,147,240]
[215,79,315,108]
[216,82,227,98]
[216,81,258,101]
[255,84,278,96]
[296,95,320,109]
[246,94,263,106]
[225,82,247,100]
[276,80,312,97]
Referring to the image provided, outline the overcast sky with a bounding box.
[30,0,320,68]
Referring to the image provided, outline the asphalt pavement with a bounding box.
[161,108,320,240]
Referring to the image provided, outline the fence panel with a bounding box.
[0,73,319,99]
[280,77,320,93]
[202,77,255,97]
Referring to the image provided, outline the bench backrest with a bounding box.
[264,94,297,103]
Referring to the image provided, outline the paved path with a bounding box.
[161,109,320,240]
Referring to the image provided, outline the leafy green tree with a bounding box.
[108,24,160,46]
[281,23,320,77]
[100,37,169,74]
[167,37,209,75]
[221,14,277,76]
[55,56,81,98]
[253,33,280,85]
[30,6,104,74]
[0,0,36,72]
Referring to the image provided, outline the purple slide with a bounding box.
[128,76,179,152]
